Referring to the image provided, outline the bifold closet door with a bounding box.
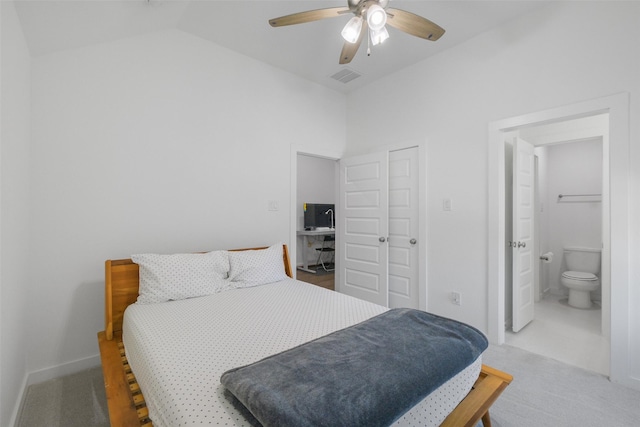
[339,147,421,308]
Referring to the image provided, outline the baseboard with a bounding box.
[11,353,101,427]
[9,374,28,427]
[612,372,640,392]
[26,353,101,386]
[549,288,566,297]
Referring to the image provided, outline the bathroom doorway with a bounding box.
[488,93,631,386]
[504,115,608,375]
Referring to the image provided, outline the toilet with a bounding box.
[561,247,601,309]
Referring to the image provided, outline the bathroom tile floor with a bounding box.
[505,293,609,376]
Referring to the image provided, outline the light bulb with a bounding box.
[367,4,387,31]
[341,16,363,44]
[370,27,389,45]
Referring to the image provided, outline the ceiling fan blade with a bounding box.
[339,21,368,64]
[385,8,445,41]
[269,7,350,27]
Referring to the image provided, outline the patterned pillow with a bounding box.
[228,244,288,287]
[132,251,230,304]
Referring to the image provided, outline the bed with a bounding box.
[98,244,512,427]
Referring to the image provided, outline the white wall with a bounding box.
[345,2,640,387]
[296,154,335,265]
[0,2,32,425]
[27,29,345,378]
[545,140,603,295]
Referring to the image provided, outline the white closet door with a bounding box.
[338,151,389,307]
[388,147,419,309]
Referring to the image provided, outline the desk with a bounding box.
[297,229,335,273]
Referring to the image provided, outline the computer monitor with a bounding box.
[303,203,335,229]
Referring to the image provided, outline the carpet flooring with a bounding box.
[482,344,640,427]
[17,344,640,426]
[17,365,109,427]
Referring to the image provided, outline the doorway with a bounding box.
[289,145,341,284]
[505,117,608,374]
[487,93,631,386]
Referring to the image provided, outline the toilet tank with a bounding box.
[563,247,601,274]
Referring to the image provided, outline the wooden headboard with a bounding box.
[103,244,292,340]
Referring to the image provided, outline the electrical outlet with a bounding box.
[452,291,461,306]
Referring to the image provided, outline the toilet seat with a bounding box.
[562,271,597,281]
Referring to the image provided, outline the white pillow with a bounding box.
[132,251,230,304]
[228,244,288,287]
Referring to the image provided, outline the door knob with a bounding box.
[379,237,386,242]
[517,241,526,248]
[410,238,417,245]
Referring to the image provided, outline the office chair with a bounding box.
[315,235,335,272]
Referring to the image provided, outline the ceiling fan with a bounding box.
[268,0,445,64]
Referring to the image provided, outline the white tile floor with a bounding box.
[506,293,609,376]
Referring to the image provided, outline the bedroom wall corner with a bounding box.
[1,1,32,425]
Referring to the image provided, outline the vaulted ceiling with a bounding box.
[14,0,550,93]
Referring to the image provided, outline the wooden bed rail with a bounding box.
[98,331,148,426]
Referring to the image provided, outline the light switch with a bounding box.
[443,198,452,211]
[268,200,279,211]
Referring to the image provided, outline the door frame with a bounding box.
[488,93,630,386]
[289,145,342,281]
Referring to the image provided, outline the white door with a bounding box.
[388,148,419,309]
[338,151,389,306]
[512,137,535,332]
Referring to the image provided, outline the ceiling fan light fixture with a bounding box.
[341,16,363,43]
[366,4,387,31]
[268,1,445,64]
[370,27,389,45]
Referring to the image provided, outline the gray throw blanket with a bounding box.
[220,308,488,427]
